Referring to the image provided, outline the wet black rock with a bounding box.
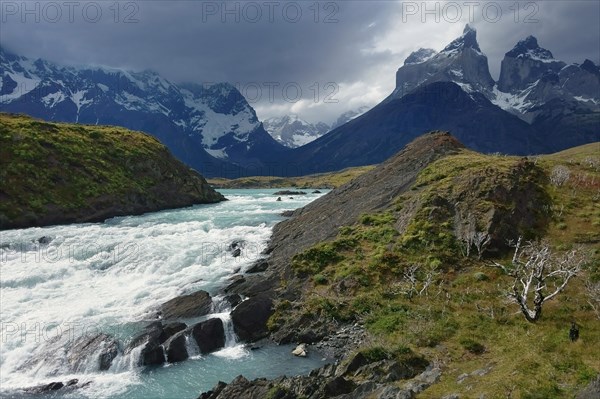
[231,295,273,342]
[246,260,268,274]
[160,290,213,319]
[190,318,225,354]
[67,333,120,371]
[223,294,243,308]
[164,331,189,363]
[160,322,187,342]
[230,240,245,257]
[126,324,166,366]
[37,236,52,245]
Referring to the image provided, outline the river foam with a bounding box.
[0,189,326,398]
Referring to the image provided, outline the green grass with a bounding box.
[272,145,600,397]
[0,113,220,228]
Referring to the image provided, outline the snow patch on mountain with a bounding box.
[41,91,65,108]
[0,46,281,168]
[263,114,329,148]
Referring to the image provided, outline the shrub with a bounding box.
[460,338,486,354]
[292,243,343,275]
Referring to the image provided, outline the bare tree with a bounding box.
[585,280,600,320]
[459,230,491,260]
[473,231,491,260]
[493,237,585,322]
[393,264,440,299]
[550,165,570,186]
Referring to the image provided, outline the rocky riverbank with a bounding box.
[197,133,600,398]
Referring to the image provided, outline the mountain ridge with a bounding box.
[0,46,287,178]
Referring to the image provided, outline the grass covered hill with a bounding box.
[218,133,600,398]
[0,113,225,230]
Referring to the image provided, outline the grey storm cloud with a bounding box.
[1,0,598,123]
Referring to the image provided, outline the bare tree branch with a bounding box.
[493,237,585,322]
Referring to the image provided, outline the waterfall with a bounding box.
[185,334,201,359]
[219,313,238,348]
[109,345,144,373]
[209,296,246,358]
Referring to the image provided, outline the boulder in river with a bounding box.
[126,323,166,366]
[190,318,225,354]
[67,333,119,371]
[231,295,273,342]
[160,322,187,342]
[292,343,307,357]
[164,331,189,363]
[229,240,245,258]
[160,290,213,319]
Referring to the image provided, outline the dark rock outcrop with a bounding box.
[67,333,119,371]
[231,296,273,342]
[198,350,430,399]
[190,318,225,354]
[24,379,91,395]
[161,322,187,341]
[126,323,166,366]
[223,294,243,308]
[160,290,213,319]
[164,331,189,363]
[246,260,268,274]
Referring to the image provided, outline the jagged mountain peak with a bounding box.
[442,24,481,54]
[581,59,600,76]
[506,35,555,61]
[391,24,493,99]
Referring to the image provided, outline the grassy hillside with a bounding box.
[207,165,375,189]
[0,113,224,229]
[270,142,600,397]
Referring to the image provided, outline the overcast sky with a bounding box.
[1,0,598,124]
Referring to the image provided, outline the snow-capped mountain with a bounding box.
[492,36,600,120]
[387,26,599,123]
[263,106,372,148]
[390,25,495,99]
[283,25,599,175]
[263,115,329,148]
[0,47,286,177]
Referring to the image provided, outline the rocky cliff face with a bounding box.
[494,36,600,120]
[392,25,495,98]
[0,113,225,230]
[497,36,566,93]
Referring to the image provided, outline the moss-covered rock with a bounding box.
[0,113,225,229]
